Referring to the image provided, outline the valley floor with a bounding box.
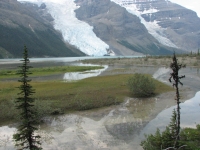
[0,56,200,149]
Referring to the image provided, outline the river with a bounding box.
[0,57,200,150]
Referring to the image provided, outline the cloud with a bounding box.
[170,0,200,17]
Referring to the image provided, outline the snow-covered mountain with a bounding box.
[110,0,178,48]
[74,0,200,55]
[18,0,109,56]
[0,0,85,58]
[1,0,200,57]
[113,0,200,53]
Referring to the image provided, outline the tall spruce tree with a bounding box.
[169,53,185,148]
[13,46,41,150]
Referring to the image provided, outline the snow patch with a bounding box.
[17,0,109,56]
[111,0,178,48]
[141,8,158,14]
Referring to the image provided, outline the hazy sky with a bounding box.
[170,0,200,17]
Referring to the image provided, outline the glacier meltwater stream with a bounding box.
[0,65,200,150]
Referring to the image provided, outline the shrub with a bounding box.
[127,73,155,97]
[180,124,200,149]
[141,109,200,150]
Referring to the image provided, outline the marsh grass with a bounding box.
[0,74,172,123]
[82,55,200,67]
[0,65,103,79]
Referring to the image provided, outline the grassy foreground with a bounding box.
[0,73,172,123]
[0,65,103,79]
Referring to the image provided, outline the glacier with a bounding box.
[17,0,109,56]
[110,0,178,48]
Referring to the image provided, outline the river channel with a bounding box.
[0,57,200,150]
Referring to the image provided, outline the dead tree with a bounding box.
[169,53,185,149]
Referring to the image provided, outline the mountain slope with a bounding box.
[75,0,179,55]
[2,0,200,57]
[0,0,85,58]
[18,0,110,56]
[111,0,200,52]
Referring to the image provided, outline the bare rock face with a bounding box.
[74,0,179,55]
[75,0,200,54]
[0,0,48,30]
[76,0,147,40]
[135,0,200,52]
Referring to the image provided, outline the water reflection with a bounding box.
[0,126,16,150]
[153,67,170,83]
[42,115,128,149]
[63,65,108,81]
[0,90,200,150]
[1,65,200,149]
[140,91,200,139]
[0,56,141,65]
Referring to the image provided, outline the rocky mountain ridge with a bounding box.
[0,0,200,57]
[77,0,200,55]
[132,0,200,52]
[75,0,179,55]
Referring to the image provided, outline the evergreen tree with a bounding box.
[141,53,186,150]
[141,109,178,150]
[168,109,177,141]
[13,46,41,150]
[169,53,185,148]
[161,109,177,149]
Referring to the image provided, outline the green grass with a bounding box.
[0,65,103,79]
[0,74,173,123]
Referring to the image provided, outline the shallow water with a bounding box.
[0,98,156,150]
[0,58,200,150]
[63,65,108,82]
[0,91,200,150]
[140,91,200,138]
[0,56,141,65]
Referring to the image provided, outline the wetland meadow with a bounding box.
[0,56,200,149]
